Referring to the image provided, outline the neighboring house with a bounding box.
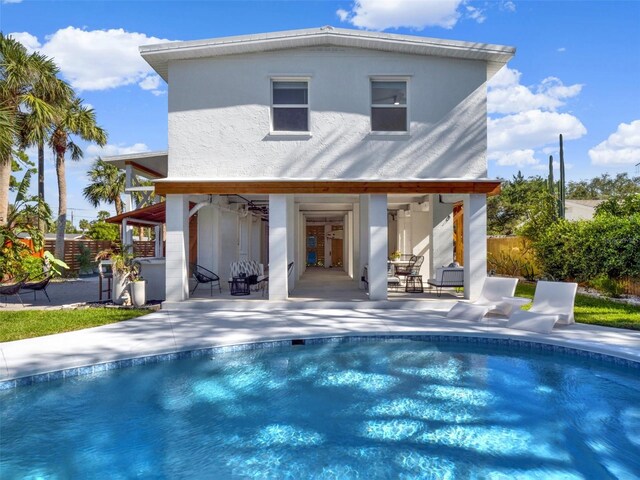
[106,27,514,303]
[565,199,603,221]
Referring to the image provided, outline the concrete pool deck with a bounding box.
[1,305,639,385]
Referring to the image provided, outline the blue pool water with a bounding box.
[1,338,639,479]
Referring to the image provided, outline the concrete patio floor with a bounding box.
[1,305,639,384]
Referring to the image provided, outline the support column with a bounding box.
[287,196,296,291]
[358,196,369,289]
[165,194,189,302]
[123,164,134,246]
[352,204,360,285]
[269,194,289,300]
[463,194,487,300]
[430,194,454,274]
[324,224,332,268]
[368,194,388,301]
[154,225,162,257]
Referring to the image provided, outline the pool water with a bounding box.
[1,339,639,479]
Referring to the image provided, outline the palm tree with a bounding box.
[83,157,125,215]
[49,97,107,259]
[20,73,73,233]
[0,33,58,226]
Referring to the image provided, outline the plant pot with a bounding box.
[112,272,130,305]
[130,280,146,307]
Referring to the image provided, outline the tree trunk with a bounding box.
[38,140,46,234]
[114,195,123,216]
[0,158,10,226]
[55,152,67,261]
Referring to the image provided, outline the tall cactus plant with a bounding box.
[548,155,555,196]
[558,134,566,218]
[547,134,566,219]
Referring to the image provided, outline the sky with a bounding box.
[2,0,639,224]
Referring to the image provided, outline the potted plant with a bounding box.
[129,268,146,307]
[96,244,142,305]
[390,250,402,261]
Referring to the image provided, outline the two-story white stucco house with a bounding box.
[106,27,514,306]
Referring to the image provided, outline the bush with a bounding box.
[21,255,45,280]
[589,276,625,298]
[86,221,119,241]
[76,244,95,275]
[533,213,640,282]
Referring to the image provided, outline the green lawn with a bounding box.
[515,283,640,331]
[0,308,152,342]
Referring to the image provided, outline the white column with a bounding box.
[463,194,487,300]
[154,225,162,257]
[343,213,350,276]
[294,208,307,280]
[287,196,296,291]
[123,164,134,246]
[410,203,431,278]
[269,194,289,300]
[368,194,388,301]
[165,194,189,302]
[358,196,369,289]
[324,224,332,268]
[352,204,360,285]
[302,215,307,274]
[431,194,454,274]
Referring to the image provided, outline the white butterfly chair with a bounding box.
[507,281,578,334]
[446,277,519,322]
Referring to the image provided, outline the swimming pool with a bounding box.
[1,337,639,478]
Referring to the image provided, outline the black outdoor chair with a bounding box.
[22,274,53,303]
[0,277,27,306]
[190,264,222,296]
[395,255,424,281]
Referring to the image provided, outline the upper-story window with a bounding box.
[371,80,408,132]
[272,80,309,132]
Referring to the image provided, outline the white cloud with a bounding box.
[489,110,586,152]
[465,5,486,24]
[337,0,464,30]
[488,67,583,115]
[11,27,173,93]
[8,32,41,53]
[557,47,566,53]
[487,66,587,170]
[488,149,539,167]
[86,142,150,159]
[2,0,23,3]
[501,1,516,12]
[588,120,640,165]
[138,74,166,96]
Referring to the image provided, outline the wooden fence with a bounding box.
[487,236,539,278]
[44,240,156,274]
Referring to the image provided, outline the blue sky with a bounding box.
[2,0,639,223]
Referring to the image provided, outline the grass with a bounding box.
[515,283,640,331]
[0,308,152,342]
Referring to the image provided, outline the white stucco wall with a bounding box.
[168,47,487,180]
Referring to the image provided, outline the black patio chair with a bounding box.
[190,264,222,296]
[22,274,54,303]
[0,277,27,306]
[395,255,424,281]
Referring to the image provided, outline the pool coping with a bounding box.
[1,328,639,391]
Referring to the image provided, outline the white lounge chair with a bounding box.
[446,277,519,322]
[507,281,578,334]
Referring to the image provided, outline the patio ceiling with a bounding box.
[106,202,166,227]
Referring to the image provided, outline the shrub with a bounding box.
[589,276,625,298]
[76,244,95,275]
[533,214,640,282]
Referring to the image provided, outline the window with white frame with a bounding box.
[371,80,408,132]
[271,80,309,132]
